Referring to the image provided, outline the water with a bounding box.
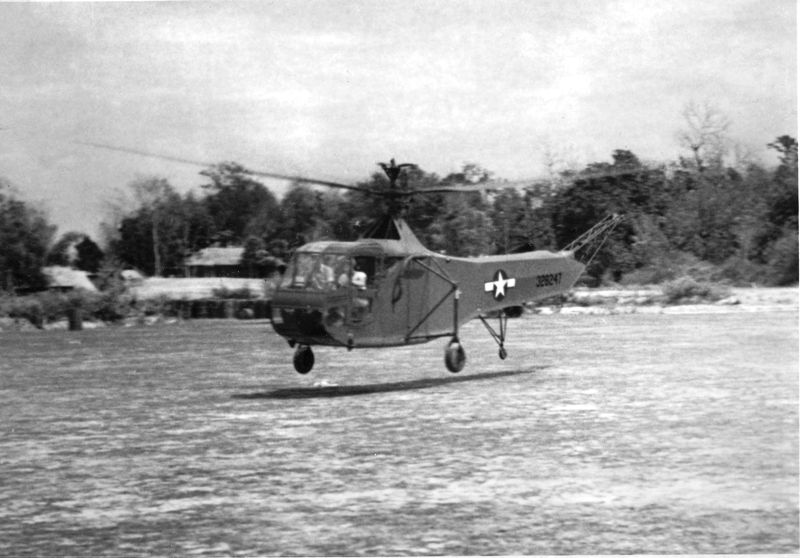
[1,311,797,555]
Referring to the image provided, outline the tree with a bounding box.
[240,235,282,277]
[676,101,731,171]
[241,235,267,277]
[765,135,798,229]
[756,135,799,284]
[436,194,493,256]
[200,162,280,244]
[129,177,175,276]
[490,189,538,254]
[109,177,198,276]
[276,184,327,247]
[47,231,86,267]
[549,152,662,282]
[0,193,55,292]
[47,232,104,273]
[75,237,104,273]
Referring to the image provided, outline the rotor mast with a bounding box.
[377,158,416,217]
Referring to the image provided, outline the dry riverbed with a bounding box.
[1,306,797,555]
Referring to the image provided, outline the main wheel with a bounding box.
[293,345,314,374]
[444,341,466,373]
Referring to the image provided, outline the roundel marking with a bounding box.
[484,269,516,301]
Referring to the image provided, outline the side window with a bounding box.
[352,256,378,287]
[281,253,315,288]
[329,255,351,289]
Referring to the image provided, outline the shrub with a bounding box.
[0,295,44,327]
[764,228,799,286]
[713,256,765,286]
[94,290,134,322]
[0,288,136,325]
[661,276,731,304]
[136,295,171,317]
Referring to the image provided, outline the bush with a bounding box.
[621,250,721,286]
[93,289,134,322]
[712,256,765,286]
[0,295,44,327]
[0,288,136,325]
[136,295,171,317]
[764,228,799,286]
[661,276,731,304]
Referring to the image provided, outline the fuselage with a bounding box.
[270,223,584,348]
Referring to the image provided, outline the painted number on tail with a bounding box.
[536,272,562,287]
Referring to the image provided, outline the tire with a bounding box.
[293,345,314,374]
[444,341,466,373]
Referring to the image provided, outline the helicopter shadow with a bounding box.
[232,366,549,400]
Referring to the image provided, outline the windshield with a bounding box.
[280,252,351,291]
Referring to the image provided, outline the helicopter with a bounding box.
[73,141,624,374]
[265,159,623,374]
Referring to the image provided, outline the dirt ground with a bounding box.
[0,305,797,555]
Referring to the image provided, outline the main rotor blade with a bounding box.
[74,140,376,194]
[402,166,654,196]
[400,178,547,196]
[570,166,652,182]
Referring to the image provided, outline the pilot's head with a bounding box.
[352,270,367,289]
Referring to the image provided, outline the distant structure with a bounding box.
[42,266,98,292]
[184,246,245,278]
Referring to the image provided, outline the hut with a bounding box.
[184,246,245,278]
[42,266,98,292]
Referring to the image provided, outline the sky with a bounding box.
[0,0,796,239]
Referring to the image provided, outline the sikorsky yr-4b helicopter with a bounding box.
[77,142,623,375]
[264,159,623,375]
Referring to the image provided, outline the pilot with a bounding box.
[351,267,370,318]
[334,256,350,288]
[311,262,334,290]
[352,269,367,290]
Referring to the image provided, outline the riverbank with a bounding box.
[537,286,798,316]
[0,286,795,332]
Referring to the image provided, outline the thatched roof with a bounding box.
[43,266,98,292]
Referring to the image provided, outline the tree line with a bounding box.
[1,128,797,292]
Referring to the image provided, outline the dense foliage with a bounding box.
[0,184,56,292]
[0,131,797,293]
[96,136,796,287]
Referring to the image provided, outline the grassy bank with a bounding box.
[0,289,272,331]
[2,275,794,332]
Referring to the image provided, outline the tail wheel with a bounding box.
[293,345,314,374]
[444,340,466,373]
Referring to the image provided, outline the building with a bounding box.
[184,246,245,278]
[42,266,98,292]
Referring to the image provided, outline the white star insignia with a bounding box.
[484,270,516,301]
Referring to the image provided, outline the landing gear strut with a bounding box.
[479,311,509,361]
[444,338,466,373]
[293,344,314,374]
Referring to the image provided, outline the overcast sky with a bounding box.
[0,0,796,238]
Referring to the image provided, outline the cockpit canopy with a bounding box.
[279,242,402,293]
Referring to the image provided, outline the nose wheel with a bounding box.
[444,338,466,373]
[293,345,315,374]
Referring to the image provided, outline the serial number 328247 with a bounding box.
[535,272,562,287]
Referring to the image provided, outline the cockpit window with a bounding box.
[280,252,351,291]
[353,256,377,287]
